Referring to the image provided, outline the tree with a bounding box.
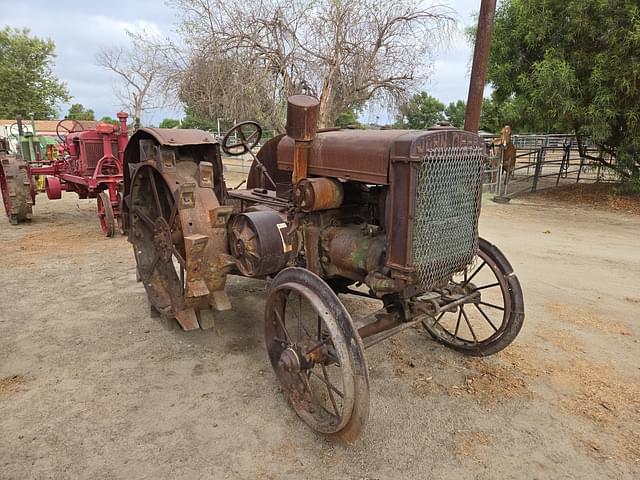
[96,31,166,129]
[67,103,95,121]
[159,118,180,128]
[334,109,362,129]
[444,100,466,128]
[0,27,70,119]
[171,0,455,131]
[99,116,119,125]
[396,92,445,129]
[488,0,640,191]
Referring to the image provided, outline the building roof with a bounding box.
[0,119,101,136]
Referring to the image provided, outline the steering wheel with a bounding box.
[8,123,22,139]
[221,121,262,156]
[56,119,85,142]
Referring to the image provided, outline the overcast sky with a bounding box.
[2,0,483,125]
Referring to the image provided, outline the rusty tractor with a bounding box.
[121,94,525,441]
[0,113,129,236]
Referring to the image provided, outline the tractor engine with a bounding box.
[121,95,487,329]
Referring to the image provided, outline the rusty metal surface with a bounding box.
[464,0,497,133]
[264,267,369,442]
[247,134,291,190]
[385,129,487,289]
[228,210,292,277]
[293,177,343,212]
[286,95,320,142]
[136,128,217,146]
[127,139,231,329]
[321,225,385,282]
[277,129,409,184]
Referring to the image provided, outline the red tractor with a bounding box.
[0,112,129,236]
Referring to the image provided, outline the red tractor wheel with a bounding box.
[0,155,34,225]
[45,176,62,200]
[97,191,116,237]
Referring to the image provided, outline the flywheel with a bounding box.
[0,155,34,225]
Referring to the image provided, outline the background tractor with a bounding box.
[0,113,129,236]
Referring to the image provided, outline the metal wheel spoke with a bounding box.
[475,282,500,291]
[433,312,445,325]
[479,301,505,311]
[321,365,339,416]
[461,261,486,287]
[304,337,330,355]
[149,172,163,215]
[298,294,302,340]
[461,306,478,343]
[474,303,499,332]
[298,372,312,395]
[147,253,161,276]
[134,207,155,230]
[274,308,292,344]
[309,369,344,398]
[453,309,462,338]
[168,199,179,226]
[317,315,322,340]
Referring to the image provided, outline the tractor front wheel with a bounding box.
[97,191,116,237]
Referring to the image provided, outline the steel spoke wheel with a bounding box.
[129,165,186,317]
[422,238,524,356]
[0,156,33,225]
[97,192,115,237]
[265,268,369,442]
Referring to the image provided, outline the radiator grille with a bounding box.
[84,142,119,174]
[412,146,485,292]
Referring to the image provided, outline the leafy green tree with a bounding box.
[99,116,119,125]
[0,27,70,119]
[181,107,225,133]
[444,100,466,128]
[397,92,445,129]
[159,118,181,128]
[334,109,362,128]
[488,0,640,191]
[67,103,95,121]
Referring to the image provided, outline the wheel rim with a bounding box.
[0,165,11,217]
[97,192,115,237]
[265,282,357,435]
[423,244,512,349]
[129,166,186,316]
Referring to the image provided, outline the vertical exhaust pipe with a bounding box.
[464,0,497,133]
[286,95,320,183]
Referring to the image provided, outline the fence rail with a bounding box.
[483,134,618,198]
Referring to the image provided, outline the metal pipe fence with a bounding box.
[483,134,618,198]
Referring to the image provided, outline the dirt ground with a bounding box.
[1,186,639,479]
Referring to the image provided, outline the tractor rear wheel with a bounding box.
[0,155,33,225]
[97,191,116,237]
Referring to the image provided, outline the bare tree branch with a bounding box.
[163,0,455,130]
[96,31,169,128]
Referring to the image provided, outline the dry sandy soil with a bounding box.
[1,185,639,479]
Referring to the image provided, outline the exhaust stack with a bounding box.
[286,95,320,183]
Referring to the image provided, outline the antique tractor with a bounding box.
[122,95,525,441]
[0,113,129,236]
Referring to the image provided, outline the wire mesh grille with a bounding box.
[412,146,485,292]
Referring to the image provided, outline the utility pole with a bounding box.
[464,0,497,133]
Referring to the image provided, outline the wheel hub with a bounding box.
[278,347,301,372]
[153,217,173,262]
